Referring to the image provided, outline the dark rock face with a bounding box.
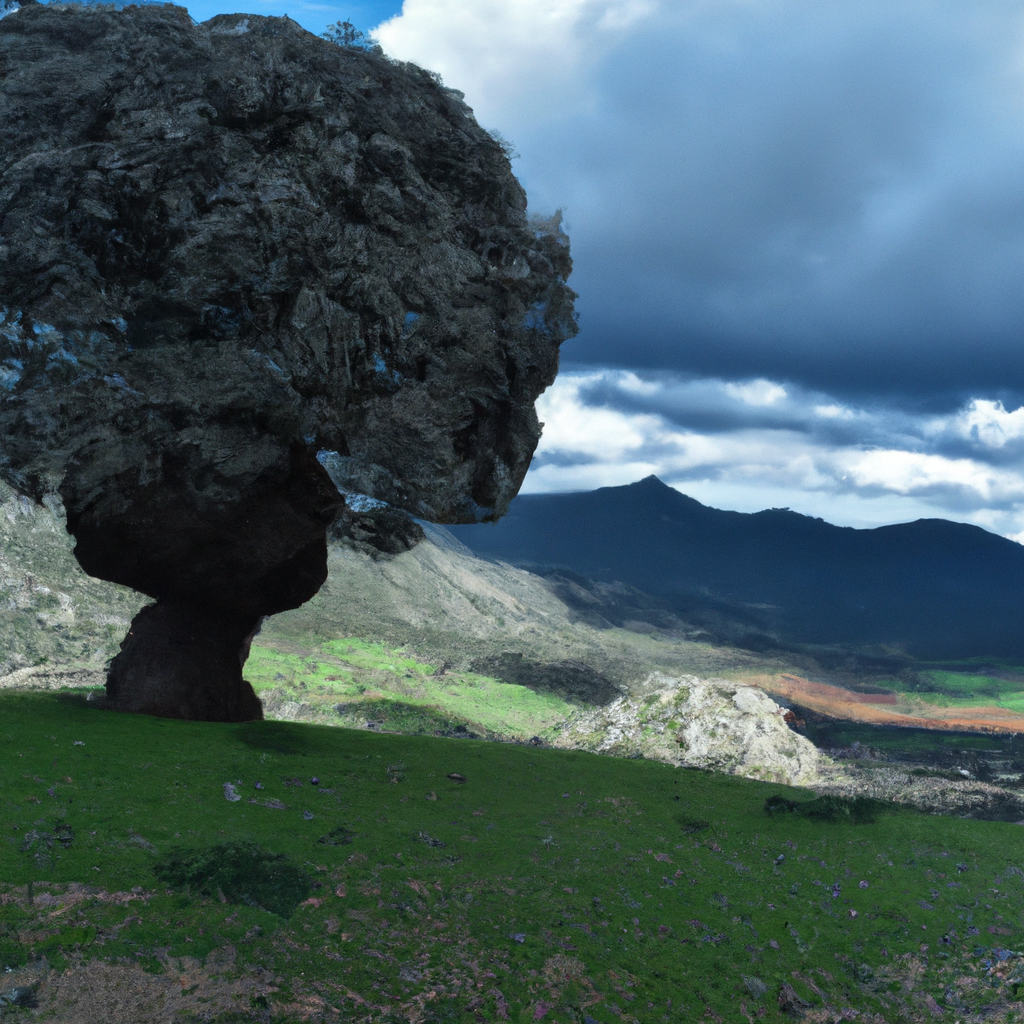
[328,501,426,558]
[0,4,576,720]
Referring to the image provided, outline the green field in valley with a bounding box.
[867,666,1024,713]
[245,639,575,744]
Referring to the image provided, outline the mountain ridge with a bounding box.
[447,475,1024,660]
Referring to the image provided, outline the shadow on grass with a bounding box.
[51,690,106,711]
[152,840,312,919]
[674,813,713,834]
[764,793,892,824]
[232,720,312,755]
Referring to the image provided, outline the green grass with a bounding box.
[246,638,574,741]
[873,668,1024,711]
[4,690,1024,1022]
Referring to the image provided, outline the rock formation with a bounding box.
[0,3,576,720]
[553,673,836,787]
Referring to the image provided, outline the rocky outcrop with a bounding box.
[327,498,426,559]
[552,673,836,787]
[0,4,575,720]
[0,478,144,675]
[815,763,1024,822]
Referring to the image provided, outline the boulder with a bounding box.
[553,673,835,787]
[0,3,576,720]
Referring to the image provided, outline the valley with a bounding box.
[5,479,1024,1020]
[5,475,1024,824]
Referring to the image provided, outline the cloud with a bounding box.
[534,373,657,459]
[369,1,1024,539]
[954,399,1024,449]
[724,379,788,407]
[835,449,1021,502]
[525,369,1024,538]
[376,0,1024,401]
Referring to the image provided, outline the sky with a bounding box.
[22,0,1024,539]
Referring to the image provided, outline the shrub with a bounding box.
[0,926,27,972]
[764,793,884,824]
[152,840,312,918]
[675,814,712,834]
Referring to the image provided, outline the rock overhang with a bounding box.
[0,1,577,719]
[0,1,577,525]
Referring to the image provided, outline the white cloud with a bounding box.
[525,369,1024,539]
[615,370,660,396]
[724,379,788,407]
[953,398,1024,448]
[535,374,656,458]
[834,448,1023,501]
[596,0,657,32]
[373,0,650,126]
[814,403,855,419]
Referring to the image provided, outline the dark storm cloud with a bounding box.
[571,368,1024,469]
[498,1,1024,401]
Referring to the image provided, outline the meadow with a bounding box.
[3,687,1024,1022]
[891,669,1024,714]
[243,639,575,744]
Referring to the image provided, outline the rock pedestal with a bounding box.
[63,443,341,721]
[0,4,576,719]
[106,602,266,721]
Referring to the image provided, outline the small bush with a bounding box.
[152,841,312,918]
[0,930,27,972]
[317,825,356,846]
[675,814,711,834]
[764,793,884,824]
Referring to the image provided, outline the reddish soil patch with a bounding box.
[745,673,1024,734]
[775,675,898,705]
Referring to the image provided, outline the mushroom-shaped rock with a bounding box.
[0,4,576,721]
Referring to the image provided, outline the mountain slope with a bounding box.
[0,481,143,676]
[447,475,1024,660]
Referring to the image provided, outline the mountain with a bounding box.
[446,476,1024,661]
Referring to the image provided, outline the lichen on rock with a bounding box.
[553,673,836,787]
[0,3,576,720]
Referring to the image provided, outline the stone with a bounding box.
[328,498,425,558]
[552,673,836,787]
[777,982,810,1016]
[0,4,576,720]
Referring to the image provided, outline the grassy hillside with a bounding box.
[244,638,574,744]
[4,490,1024,1018]
[11,477,1024,744]
[4,688,1024,1023]
[256,527,784,692]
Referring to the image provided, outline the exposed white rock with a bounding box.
[273,701,307,721]
[552,672,837,787]
[0,665,106,691]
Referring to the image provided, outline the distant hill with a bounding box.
[446,476,1024,661]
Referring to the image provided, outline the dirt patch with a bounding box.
[749,672,1024,734]
[19,951,278,1024]
[0,882,156,912]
